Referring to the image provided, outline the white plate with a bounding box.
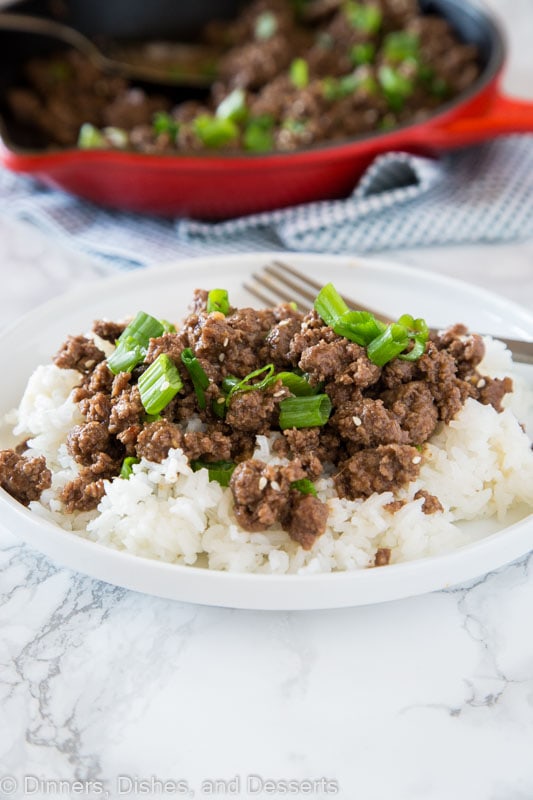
[0,252,532,610]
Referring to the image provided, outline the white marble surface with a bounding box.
[1,2,533,798]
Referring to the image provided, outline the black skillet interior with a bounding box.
[0,0,505,152]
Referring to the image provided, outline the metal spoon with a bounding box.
[0,12,221,87]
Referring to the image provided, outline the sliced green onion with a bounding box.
[291,478,318,497]
[191,459,236,487]
[207,289,230,315]
[181,348,210,410]
[279,394,332,429]
[243,115,275,152]
[314,283,349,327]
[378,65,414,111]
[290,58,309,89]
[216,88,248,123]
[350,42,376,66]
[366,323,409,366]
[144,413,162,423]
[160,319,176,333]
[274,372,319,396]
[383,31,420,64]
[107,311,165,375]
[221,375,240,394]
[211,395,228,419]
[78,123,106,149]
[344,2,382,34]
[138,354,183,415]
[314,283,385,345]
[397,315,429,362]
[153,111,179,138]
[193,115,239,148]
[120,456,140,479]
[107,336,146,374]
[226,364,276,406]
[255,11,278,40]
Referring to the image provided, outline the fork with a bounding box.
[243,260,533,365]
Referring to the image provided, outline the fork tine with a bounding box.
[247,270,313,310]
[271,259,392,324]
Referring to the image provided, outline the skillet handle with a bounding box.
[423,91,533,148]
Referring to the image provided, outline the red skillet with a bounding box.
[1,0,532,219]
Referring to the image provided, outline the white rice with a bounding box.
[5,338,533,574]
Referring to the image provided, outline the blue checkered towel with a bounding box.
[1,134,532,270]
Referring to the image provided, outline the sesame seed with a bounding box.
[216,397,225,404]
[218,353,225,362]
[477,378,486,388]
[352,416,362,427]
[271,480,281,492]
[274,390,285,397]
[223,337,229,347]
[258,476,268,491]
[211,311,225,321]
[412,455,422,465]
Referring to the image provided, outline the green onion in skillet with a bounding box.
[78,123,106,149]
[244,116,275,152]
[344,2,382,34]
[378,65,414,111]
[138,354,183,415]
[216,88,248,123]
[290,58,309,89]
[193,115,239,148]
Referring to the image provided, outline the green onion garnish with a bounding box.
[274,372,319,396]
[255,10,278,40]
[350,42,376,66]
[314,283,385,345]
[191,459,236,487]
[120,456,140,479]
[290,58,309,89]
[226,364,276,406]
[181,348,210,410]
[397,315,429,362]
[78,123,106,149]
[366,323,409,366]
[378,65,414,111]
[153,111,179,138]
[279,394,332,429]
[193,115,239,148]
[291,478,318,497]
[138,354,183,415]
[102,127,128,148]
[207,289,230,315]
[344,2,382,34]
[107,311,165,375]
[216,88,248,123]
[160,319,176,333]
[383,31,420,64]
[243,115,275,152]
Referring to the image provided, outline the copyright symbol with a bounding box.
[0,775,17,796]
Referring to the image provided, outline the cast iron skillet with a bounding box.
[0,0,532,219]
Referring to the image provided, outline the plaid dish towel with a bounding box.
[1,134,532,270]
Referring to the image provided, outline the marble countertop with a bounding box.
[1,1,533,798]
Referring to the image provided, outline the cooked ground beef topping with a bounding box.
[0,450,52,506]
[0,287,513,553]
[7,0,480,155]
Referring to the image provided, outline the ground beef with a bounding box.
[78,391,112,424]
[331,397,406,448]
[136,420,183,463]
[225,381,290,434]
[54,335,105,373]
[477,376,513,413]
[60,475,105,512]
[0,450,52,506]
[229,457,317,535]
[414,489,444,515]
[374,547,392,567]
[182,429,233,462]
[286,491,329,550]
[334,443,422,500]
[381,381,438,445]
[108,383,144,435]
[67,421,109,465]
[92,319,126,343]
